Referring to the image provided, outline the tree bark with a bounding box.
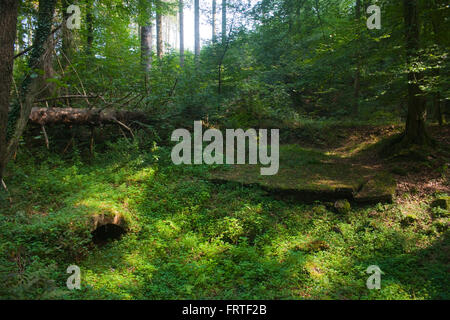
[6,0,58,171]
[434,92,444,126]
[194,0,200,60]
[179,0,185,66]
[353,0,361,116]
[86,0,94,55]
[140,23,152,91]
[140,24,153,72]
[36,32,58,100]
[212,0,217,42]
[429,0,445,126]
[403,0,429,145]
[0,0,19,181]
[156,6,163,60]
[28,107,153,126]
[222,0,227,45]
[61,0,74,69]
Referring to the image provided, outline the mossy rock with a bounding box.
[431,196,450,210]
[334,199,351,214]
[354,172,396,204]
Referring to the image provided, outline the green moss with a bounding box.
[312,205,327,215]
[401,214,418,227]
[334,199,351,214]
[432,219,449,233]
[1,143,448,300]
[208,144,383,201]
[355,172,397,203]
[431,196,450,210]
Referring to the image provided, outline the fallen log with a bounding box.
[29,107,152,126]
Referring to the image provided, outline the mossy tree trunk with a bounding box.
[5,0,57,178]
[0,0,19,182]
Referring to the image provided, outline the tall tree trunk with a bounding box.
[194,0,200,60]
[86,0,94,55]
[156,6,163,60]
[61,0,74,106]
[37,33,58,100]
[61,0,74,68]
[222,0,227,45]
[140,24,153,72]
[179,0,185,66]
[353,0,361,116]
[140,23,152,90]
[403,0,429,145]
[0,0,19,182]
[429,0,445,126]
[434,92,444,126]
[6,0,58,172]
[212,0,217,42]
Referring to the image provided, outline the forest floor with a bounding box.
[209,124,448,203]
[0,123,448,299]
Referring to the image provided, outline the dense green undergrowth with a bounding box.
[0,140,448,300]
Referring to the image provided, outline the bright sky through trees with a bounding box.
[183,0,259,50]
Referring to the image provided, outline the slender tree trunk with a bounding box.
[140,23,152,90]
[179,0,185,66]
[212,0,217,42]
[434,92,444,126]
[222,0,227,45]
[353,0,361,116]
[429,0,445,126]
[61,0,74,106]
[402,0,427,144]
[86,0,94,55]
[6,0,58,170]
[403,0,428,145]
[0,0,19,181]
[16,18,25,53]
[61,0,74,68]
[194,0,200,60]
[156,6,163,60]
[139,0,152,74]
[218,65,222,95]
[140,24,153,72]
